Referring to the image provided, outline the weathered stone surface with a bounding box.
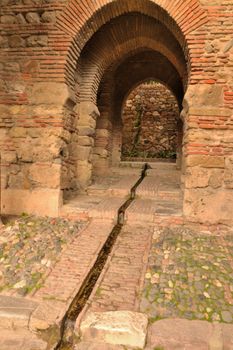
[2,151,17,164]
[185,168,209,188]
[0,330,47,350]
[93,147,108,158]
[30,301,63,331]
[189,107,232,117]
[29,163,61,188]
[9,127,27,138]
[0,296,38,330]
[30,83,70,105]
[25,12,41,24]
[78,127,95,137]
[209,170,224,189]
[0,35,8,47]
[5,62,20,72]
[184,189,233,224]
[146,319,212,349]
[75,146,92,161]
[222,324,233,349]
[26,35,48,47]
[16,13,26,24]
[95,129,110,138]
[1,189,62,217]
[77,161,92,187]
[224,156,233,189]
[223,39,233,53]
[186,155,225,168]
[79,311,148,348]
[41,11,56,23]
[184,85,223,107]
[1,15,16,24]
[78,136,94,147]
[8,35,25,48]
[78,102,100,120]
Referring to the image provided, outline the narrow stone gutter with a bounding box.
[54,164,149,350]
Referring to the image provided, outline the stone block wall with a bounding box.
[122,82,179,159]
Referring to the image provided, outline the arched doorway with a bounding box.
[72,7,187,183]
[57,0,230,225]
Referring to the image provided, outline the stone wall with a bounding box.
[122,82,179,159]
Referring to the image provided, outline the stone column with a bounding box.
[75,101,99,188]
[176,119,184,170]
[92,116,112,176]
[111,123,123,167]
[0,82,70,217]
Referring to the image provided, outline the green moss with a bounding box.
[95,287,103,297]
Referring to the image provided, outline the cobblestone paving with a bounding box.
[0,215,85,297]
[140,226,233,324]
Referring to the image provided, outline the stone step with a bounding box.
[146,318,233,350]
[137,179,182,201]
[60,195,103,221]
[0,330,47,350]
[87,176,139,198]
[61,196,126,222]
[0,295,38,330]
[89,197,126,221]
[126,198,183,223]
[75,342,125,349]
[119,161,176,170]
[77,311,148,349]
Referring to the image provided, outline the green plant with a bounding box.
[157,150,176,159]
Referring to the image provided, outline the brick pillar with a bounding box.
[183,84,233,225]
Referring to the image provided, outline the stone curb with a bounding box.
[0,295,39,330]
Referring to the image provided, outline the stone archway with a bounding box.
[3,0,233,225]
[72,6,188,186]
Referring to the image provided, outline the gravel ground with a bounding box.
[0,215,86,297]
[140,226,233,324]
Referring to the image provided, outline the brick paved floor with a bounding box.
[87,224,153,313]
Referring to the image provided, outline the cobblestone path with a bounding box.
[140,226,233,324]
[0,215,85,297]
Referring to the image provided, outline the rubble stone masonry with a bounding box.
[122,82,179,159]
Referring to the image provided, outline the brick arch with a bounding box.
[80,40,185,103]
[57,0,208,92]
[78,13,187,103]
[113,50,184,111]
[92,50,184,174]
